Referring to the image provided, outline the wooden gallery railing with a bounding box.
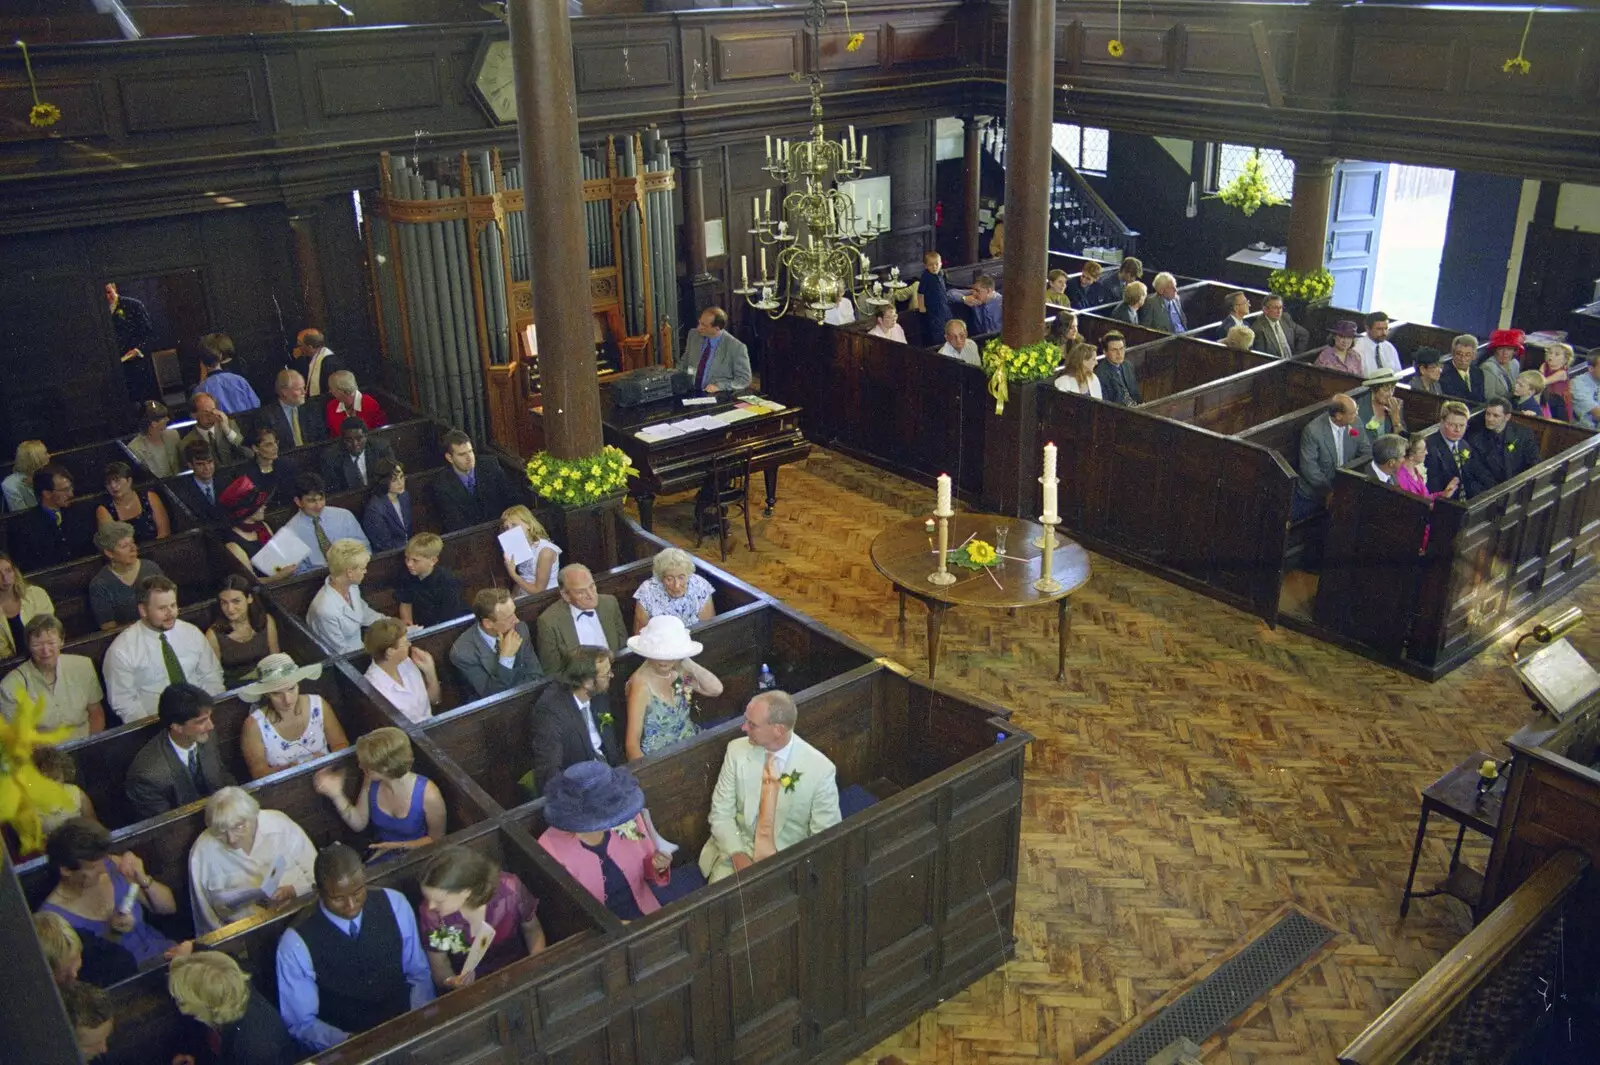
[1338,849,1589,1065]
[365,134,677,454]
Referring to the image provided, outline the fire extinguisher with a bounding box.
[934,201,944,228]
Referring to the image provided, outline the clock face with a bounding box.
[471,38,517,125]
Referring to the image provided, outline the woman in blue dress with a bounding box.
[622,615,723,761]
[314,726,446,860]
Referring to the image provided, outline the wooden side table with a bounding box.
[1399,751,1508,917]
[869,514,1090,680]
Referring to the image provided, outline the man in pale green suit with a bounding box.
[699,691,841,882]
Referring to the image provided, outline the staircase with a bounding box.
[981,118,1139,258]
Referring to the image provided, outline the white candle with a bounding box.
[1043,441,1057,481]
[741,255,749,288]
[936,473,952,516]
[860,134,868,166]
[861,254,871,275]
[809,233,815,250]
[760,246,767,278]
[1042,442,1059,521]
[765,134,772,162]
[753,196,761,224]
[848,125,856,154]
[765,188,772,219]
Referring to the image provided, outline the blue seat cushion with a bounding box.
[840,783,879,819]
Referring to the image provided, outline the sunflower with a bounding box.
[29,101,60,128]
[1107,40,1125,58]
[0,690,78,853]
[1502,56,1531,75]
[846,32,866,53]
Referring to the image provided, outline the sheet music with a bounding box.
[252,528,309,576]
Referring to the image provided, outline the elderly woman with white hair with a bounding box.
[307,538,392,654]
[187,786,317,934]
[168,949,305,1062]
[632,547,716,634]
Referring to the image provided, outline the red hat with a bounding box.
[1488,328,1525,353]
[219,476,269,522]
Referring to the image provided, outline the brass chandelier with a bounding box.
[736,0,906,320]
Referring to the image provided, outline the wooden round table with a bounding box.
[869,514,1090,680]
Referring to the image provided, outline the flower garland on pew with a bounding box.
[525,446,636,507]
[982,338,1060,415]
[0,690,76,852]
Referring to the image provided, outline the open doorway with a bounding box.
[1370,165,1455,322]
[106,268,211,405]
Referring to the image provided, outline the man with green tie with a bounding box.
[103,576,224,724]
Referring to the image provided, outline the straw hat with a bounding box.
[1363,369,1399,389]
[238,654,322,699]
[626,615,702,661]
[543,762,646,833]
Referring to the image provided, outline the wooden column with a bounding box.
[962,115,983,265]
[1000,0,1054,349]
[508,0,602,458]
[682,155,709,278]
[287,206,330,329]
[1285,155,1336,274]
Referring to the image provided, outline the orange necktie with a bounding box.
[753,752,779,861]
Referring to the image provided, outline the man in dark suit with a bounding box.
[1464,397,1539,497]
[1255,295,1310,358]
[108,281,159,403]
[1108,280,1146,326]
[259,369,328,450]
[449,588,544,698]
[180,393,252,466]
[530,646,622,793]
[1439,336,1486,404]
[1093,332,1142,405]
[535,564,628,676]
[125,683,236,821]
[1139,272,1186,332]
[1292,394,1371,520]
[1424,401,1472,498]
[10,465,94,572]
[431,429,516,533]
[170,439,224,523]
[678,306,752,393]
[320,418,395,492]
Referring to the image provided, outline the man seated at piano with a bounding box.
[678,307,752,394]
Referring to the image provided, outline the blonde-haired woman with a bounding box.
[306,538,389,654]
[1223,325,1257,353]
[632,547,716,633]
[2,439,48,512]
[169,950,303,1064]
[1054,342,1103,398]
[188,786,316,932]
[314,727,446,859]
[0,549,53,658]
[239,654,350,780]
[501,505,560,594]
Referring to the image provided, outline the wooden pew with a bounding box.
[0,479,199,568]
[422,600,876,810]
[1118,334,1277,406]
[1069,312,1166,351]
[95,820,607,1065]
[210,418,444,508]
[0,438,149,501]
[1142,357,1369,435]
[1173,280,1271,332]
[18,529,227,639]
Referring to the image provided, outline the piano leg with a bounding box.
[763,467,779,516]
[635,493,657,532]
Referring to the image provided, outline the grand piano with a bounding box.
[531,370,812,529]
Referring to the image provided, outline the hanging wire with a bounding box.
[1503,8,1535,75]
[15,40,60,128]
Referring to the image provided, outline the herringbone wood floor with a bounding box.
[641,448,1598,1064]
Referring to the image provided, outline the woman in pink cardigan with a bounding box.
[537,762,670,920]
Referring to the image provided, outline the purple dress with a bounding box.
[42,859,175,971]
[418,872,539,978]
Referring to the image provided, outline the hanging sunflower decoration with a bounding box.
[1502,9,1534,75]
[15,40,61,128]
[839,1,865,52]
[1107,0,1125,58]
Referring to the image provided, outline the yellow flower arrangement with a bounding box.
[949,539,1000,570]
[981,338,1060,415]
[0,690,78,853]
[29,102,60,128]
[847,33,865,53]
[1210,150,1285,217]
[1266,266,1335,303]
[1107,40,1125,58]
[525,445,635,506]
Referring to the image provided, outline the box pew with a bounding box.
[1141,358,1368,435]
[1120,334,1277,406]
[1039,388,1296,620]
[18,529,225,639]
[1387,320,1462,366]
[422,600,873,811]
[1172,280,1271,333]
[93,821,608,1065]
[1310,413,1600,675]
[0,438,149,501]
[44,665,397,835]
[1069,312,1166,351]
[0,478,200,569]
[212,418,444,504]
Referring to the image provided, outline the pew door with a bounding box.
[1326,161,1388,312]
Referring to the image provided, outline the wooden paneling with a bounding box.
[119,69,260,133]
[574,39,676,92]
[886,19,961,67]
[316,57,441,116]
[711,30,802,81]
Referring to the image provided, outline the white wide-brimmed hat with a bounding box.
[237,654,323,699]
[626,615,703,661]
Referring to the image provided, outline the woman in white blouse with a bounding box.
[239,654,350,779]
[363,618,442,725]
[306,538,393,654]
[188,787,316,934]
[1054,341,1103,399]
[867,304,907,344]
[126,401,183,479]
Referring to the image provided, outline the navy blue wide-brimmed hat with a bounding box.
[543,761,645,833]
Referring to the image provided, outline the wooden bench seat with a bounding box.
[18,529,227,640]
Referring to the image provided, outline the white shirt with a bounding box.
[1331,418,1346,465]
[574,694,605,756]
[1055,374,1104,399]
[764,735,796,775]
[868,323,907,344]
[1354,335,1402,375]
[570,602,607,647]
[823,298,855,326]
[189,809,317,934]
[365,659,432,724]
[307,580,385,655]
[170,736,201,769]
[1374,465,1393,484]
[104,620,225,724]
[306,348,335,396]
[940,340,981,366]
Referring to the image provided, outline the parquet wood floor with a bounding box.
[639,448,1597,1064]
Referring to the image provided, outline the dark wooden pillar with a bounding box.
[681,154,720,318]
[1285,155,1336,275]
[287,207,330,329]
[1000,0,1054,349]
[962,115,984,265]
[508,0,602,458]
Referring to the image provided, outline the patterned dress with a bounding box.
[632,574,714,627]
[639,677,698,755]
[249,696,329,771]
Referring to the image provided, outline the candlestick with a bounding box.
[935,473,952,517]
[741,255,749,289]
[928,515,956,586]
[1034,515,1063,594]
